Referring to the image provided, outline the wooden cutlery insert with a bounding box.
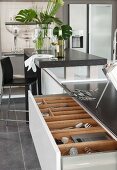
[35,95,117,156]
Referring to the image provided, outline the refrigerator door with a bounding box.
[89,4,112,60]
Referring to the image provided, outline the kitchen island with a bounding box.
[27,49,117,170]
[24,48,107,120]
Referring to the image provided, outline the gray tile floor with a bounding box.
[0,97,41,170]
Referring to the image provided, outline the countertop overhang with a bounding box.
[24,48,107,68]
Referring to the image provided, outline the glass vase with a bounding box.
[34,24,53,54]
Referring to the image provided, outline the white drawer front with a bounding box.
[28,91,61,170]
[62,152,117,170]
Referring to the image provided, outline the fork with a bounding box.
[84,123,92,128]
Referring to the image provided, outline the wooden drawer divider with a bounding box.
[34,95,117,156]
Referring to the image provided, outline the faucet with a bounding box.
[113,28,117,62]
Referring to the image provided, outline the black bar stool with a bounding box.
[0,57,37,123]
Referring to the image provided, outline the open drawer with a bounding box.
[28,91,117,170]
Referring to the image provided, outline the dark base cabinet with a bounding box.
[29,92,117,170]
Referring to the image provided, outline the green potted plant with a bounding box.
[15,0,72,54]
[53,25,72,57]
[15,0,63,51]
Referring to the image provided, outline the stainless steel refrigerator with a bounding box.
[69,4,112,60]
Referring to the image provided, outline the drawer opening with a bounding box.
[39,106,83,113]
[51,110,86,116]
[51,127,106,139]
[38,102,78,109]
[51,126,105,133]
[33,94,117,158]
[58,140,117,156]
[52,130,113,144]
[39,98,77,104]
[41,108,86,116]
[44,113,91,122]
[35,95,73,102]
[47,118,98,130]
[40,108,54,117]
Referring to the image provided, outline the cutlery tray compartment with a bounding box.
[29,92,117,170]
[35,95,117,156]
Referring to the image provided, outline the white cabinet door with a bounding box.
[41,69,64,95]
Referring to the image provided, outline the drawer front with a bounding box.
[28,91,61,170]
[62,152,117,170]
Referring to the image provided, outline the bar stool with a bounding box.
[0,57,37,123]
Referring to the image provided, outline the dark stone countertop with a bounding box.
[24,48,107,68]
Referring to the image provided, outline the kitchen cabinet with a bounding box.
[24,48,107,93]
[28,87,117,170]
[41,69,64,95]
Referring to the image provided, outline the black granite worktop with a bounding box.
[24,48,107,68]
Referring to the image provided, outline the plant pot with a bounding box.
[56,39,64,58]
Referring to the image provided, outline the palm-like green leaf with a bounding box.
[61,25,72,40]
[53,26,60,37]
[39,13,63,25]
[15,9,38,23]
[47,0,64,16]
[16,9,63,26]
[53,25,72,40]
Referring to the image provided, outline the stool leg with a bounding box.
[6,86,12,125]
[0,87,3,115]
[0,87,3,105]
[8,86,11,111]
[25,84,29,122]
[36,79,38,95]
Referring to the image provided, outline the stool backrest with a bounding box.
[1,57,13,85]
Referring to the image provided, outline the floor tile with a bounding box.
[18,123,30,133]
[0,109,18,133]
[27,168,41,170]
[20,131,41,170]
[5,168,25,170]
[0,96,41,170]
[0,132,24,170]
